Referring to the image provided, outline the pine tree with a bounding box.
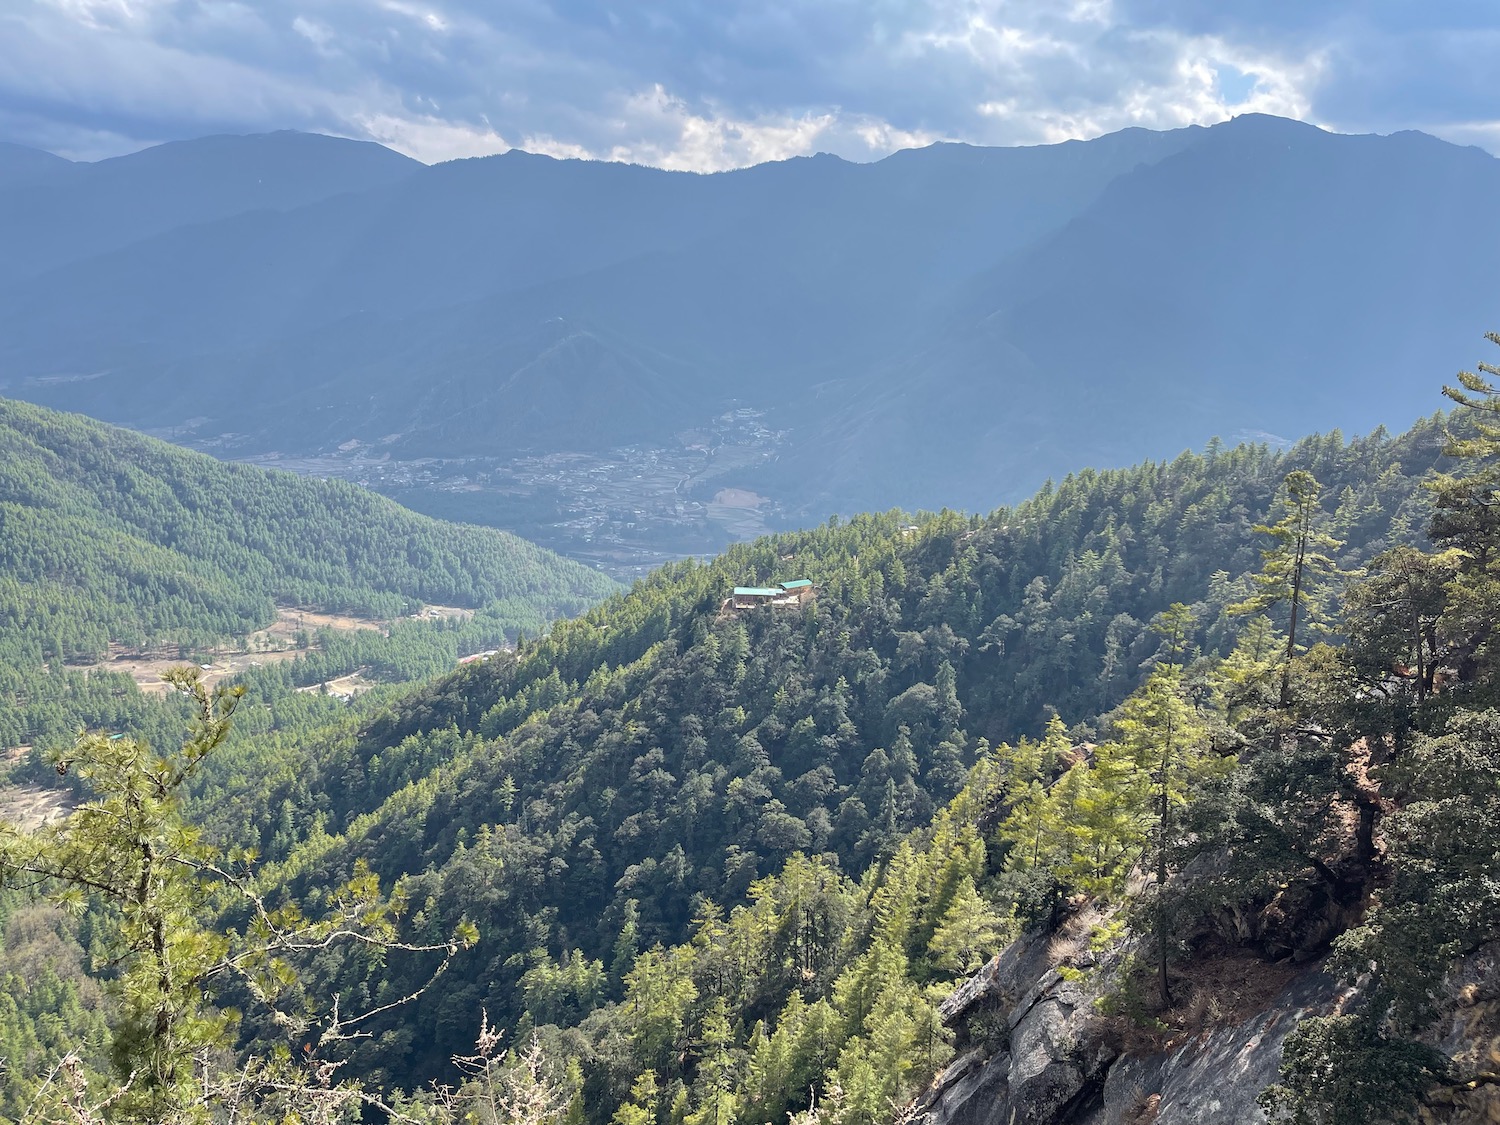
[1440,330,1500,459]
[0,669,476,1123]
[612,1070,661,1125]
[999,718,1069,876]
[925,875,1004,973]
[687,999,739,1125]
[1230,471,1344,706]
[1429,332,1500,685]
[0,670,246,1119]
[1343,545,1461,701]
[623,948,698,1075]
[1211,614,1282,720]
[1063,734,1150,900]
[1113,635,1225,1010]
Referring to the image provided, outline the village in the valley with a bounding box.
[234,406,790,578]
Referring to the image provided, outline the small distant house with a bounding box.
[729,580,816,611]
[779,579,815,604]
[732,586,782,609]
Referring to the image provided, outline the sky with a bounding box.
[2,1,1496,169]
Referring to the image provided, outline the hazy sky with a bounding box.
[3,1,1495,168]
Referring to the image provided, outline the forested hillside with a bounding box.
[9,358,1500,1123]
[190,414,1447,1091]
[0,397,616,746]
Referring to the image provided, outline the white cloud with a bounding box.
[1064,30,1321,135]
[291,16,336,54]
[0,103,144,160]
[1427,119,1500,153]
[354,109,508,163]
[0,0,1492,167]
[378,1,450,35]
[596,85,832,172]
[897,6,1323,147]
[35,0,166,30]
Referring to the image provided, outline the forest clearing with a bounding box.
[76,604,475,695]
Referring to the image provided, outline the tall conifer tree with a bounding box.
[1231,471,1343,705]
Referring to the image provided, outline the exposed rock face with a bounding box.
[1080,970,1334,1125]
[1421,944,1500,1125]
[921,972,1111,1125]
[917,915,1339,1125]
[918,910,1119,1125]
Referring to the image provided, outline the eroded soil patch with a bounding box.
[79,605,471,694]
[0,783,74,830]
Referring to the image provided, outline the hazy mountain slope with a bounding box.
[257,313,715,454]
[1,118,1495,526]
[0,126,1195,438]
[776,116,1500,514]
[0,141,71,189]
[987,116,1499,439]
[0,131,419,286]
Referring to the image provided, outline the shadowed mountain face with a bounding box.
[0,115,1494,527]
[0,132,420,285]
[0,141,72,188]
[778,117,1500,513]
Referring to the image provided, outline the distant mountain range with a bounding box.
[1,116,1495,519]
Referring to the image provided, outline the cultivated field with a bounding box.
[83,605,471,695]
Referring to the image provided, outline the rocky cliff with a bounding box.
[912,912,1338,1125]
[914,904,1500,1125]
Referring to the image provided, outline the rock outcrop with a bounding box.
[916,911,1340,1125]
[1421,945,1500,1125]
[1079,969,1333,1125]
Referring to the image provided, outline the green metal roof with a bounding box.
[779,579,813,589]
[734,587,781,597]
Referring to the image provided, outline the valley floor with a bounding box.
[220,406,790,578]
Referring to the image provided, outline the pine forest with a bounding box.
[5,336,1500,1123]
